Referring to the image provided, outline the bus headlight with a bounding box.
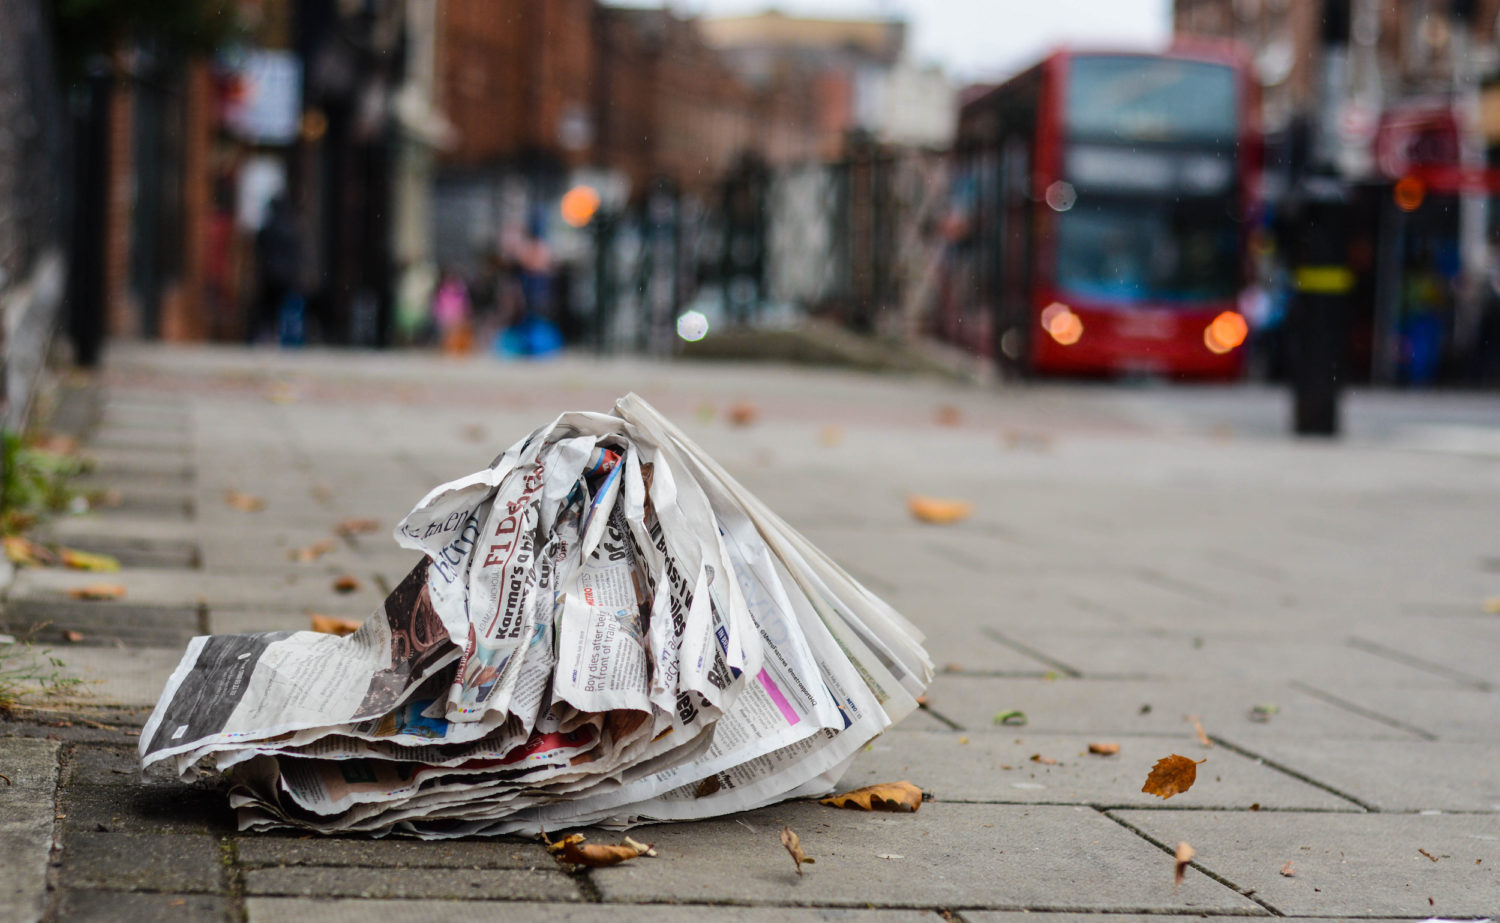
[1204,311,1248,354]
[1041,302,1083,346]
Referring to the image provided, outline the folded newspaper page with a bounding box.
[141,394,933,838]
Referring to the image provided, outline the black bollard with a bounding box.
[1288,174,1353,436]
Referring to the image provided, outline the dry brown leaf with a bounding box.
[1088,742,1120,756]
[1418,848,1439,863]
[67,584,126,601]
[818,425,844,447]
[1030,753,1058,765]
[1280,860,1296,877]
[819,780,922,812]
[1174,841,1195,890]
[288,539,338,563]
[907,495,973,525]
[309,614,362,636]
[548,832,654,867]
[333,518,381,536]
[780,826,814,875]
[694,775,722,798]
[727,402,759,427]
[59,548,121,572]
[63,630,85,643]
[4,536,57,568]
[934,404,963,426]
[1190,715,1214,748]
[1141,754,1206,800]
[224,490,265,512]
[332,575,361,594]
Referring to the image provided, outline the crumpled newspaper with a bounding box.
[141,394,931,838]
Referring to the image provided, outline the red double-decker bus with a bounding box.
[942,46,1259,377]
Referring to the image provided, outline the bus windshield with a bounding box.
[1065,55,1238,144]
[1055,199,1239,304]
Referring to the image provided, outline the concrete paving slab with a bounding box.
[2,598,202,649]
[0,738,59,923]
[30,532,200,570]
[841,730,1356,811]
[978,631,1475,687]
[234,835,551,869]
[1223,738,1500,813]
[248,900,940,923]
[56,891,235,923]
[918,676,1422,741]
[58,832,225,892]
[48,644,184,707]
[1292,681,1500,741]
[10,567,387,615]
[1112,809,1500,917]
[242,866,582,901]
[59,780,235,835]
[590,801,1262,912]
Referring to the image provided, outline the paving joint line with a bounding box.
[1207,736,1379,813]
[1100,808,1284,917]
[916,703,964,731]
[977,626,1082,678]
[1345,636,1493,691]
[1287,680,1439,741]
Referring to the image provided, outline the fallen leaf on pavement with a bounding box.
[934,404,962,426]
[333,518,380,536]
[907,495,973,525]
[67,584,126,600]
[288,539,338,563]
[547,832,654,867]
[224,490,265,512]
[1175,841,1195,889]
[780,826,813,875]
[1483,597,1500,614]
[1280,860,1296,877]
[818,425,843,447]
[63,630,85,643]
[1088,742,1120,756]
[332,576,361,594]
[1142,754,1206,800]
[994,710,1027,726]
[727,402,759,427]
[1190,715,1214,747]
[59,548,121,572]
[819,780,923,813]
[3,536,57,567]
[1418,848,1439,862]
[1030,753,1058,765]
[1248,704,1279,723]
[309,614,362,636]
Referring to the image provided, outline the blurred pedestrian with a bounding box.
[252,196,303,344]
[432,269,473,356]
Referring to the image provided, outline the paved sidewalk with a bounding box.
[3,343,1499,921]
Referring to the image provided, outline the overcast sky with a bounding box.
[621,0,1174,81]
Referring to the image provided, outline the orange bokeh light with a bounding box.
[1041,302,1083,346]
[1203,310,1248,354]
[1393,176,1425,212]
[560,185,601,228]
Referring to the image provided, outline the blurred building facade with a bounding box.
[1176,0,1500,384]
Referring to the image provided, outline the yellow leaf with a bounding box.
[4,536,56,568]
[780,826,813,875]
[309,614,362,636]
[907,495,973,525]
[819,780,923,813]
[1141,754,1206,800]
[224,490,265,512]
[818,425,844,447]
[1483,596,1500,614]
[1174,841,1195,890]
[67,583,126,601]
[58,548,121,572]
